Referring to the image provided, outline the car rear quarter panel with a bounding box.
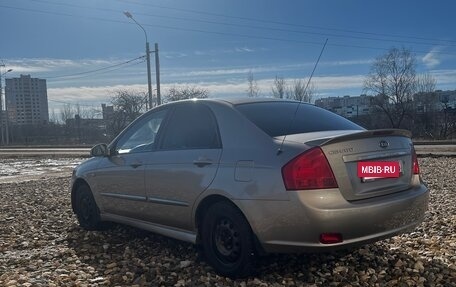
[192,102,311,234]
[202,102,304,201]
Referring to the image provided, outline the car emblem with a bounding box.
[379,140,389,148]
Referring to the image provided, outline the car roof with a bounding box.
[168,97,301,106]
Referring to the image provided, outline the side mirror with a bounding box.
[90,143,109,157]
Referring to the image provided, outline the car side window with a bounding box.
[160,103,221,150]
[116,109,168,154]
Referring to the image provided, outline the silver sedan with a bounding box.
[71,98,429,277]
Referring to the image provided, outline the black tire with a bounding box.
[201,202,256,278]
[74,184,103,230]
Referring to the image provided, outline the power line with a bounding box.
[118,0,456,45]
[48,94,148,108]
[48,99,103,107]
[128,14,456,48]
[45,56,145,80]
[0,4,129,27]
[18,0,456,47]
[2,3,456,56]
[23,0,456,48]
[137,23,454,56]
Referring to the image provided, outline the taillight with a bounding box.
[282,147,338,190]
[412,148,420,175]
[320,233,343,244]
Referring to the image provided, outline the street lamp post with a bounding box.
[124,11,161,108]
[0,65,13,145]
[154,43,161,106]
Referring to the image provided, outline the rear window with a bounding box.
[236,102,364,137]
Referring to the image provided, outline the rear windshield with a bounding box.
[235,101,364,137]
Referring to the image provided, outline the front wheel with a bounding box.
[74,184,103,230]
[201,202,256,278]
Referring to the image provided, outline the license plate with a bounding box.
[358,161,401,181]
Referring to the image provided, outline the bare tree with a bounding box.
[111,89,147,119]
[49,108,59,124]
[286,79,316,103]
[247,71,260,97]
[78,106,100,120]
[108,89,147,135]
[413,73,456,139]
[416,73,436,94]
[364,47,417,128]
[413,73,438,137]
[271,76,286,99]
[60,104,76,124]
[165,85,209,103]
[437,97,456,139]
[74,103,101,119]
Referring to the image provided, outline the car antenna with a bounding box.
[277,38,328,155]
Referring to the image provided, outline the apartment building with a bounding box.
[5,74,49,125]
[315,94,374,118]
[413,90,456,113]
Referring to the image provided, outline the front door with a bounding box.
[93,108,169,220]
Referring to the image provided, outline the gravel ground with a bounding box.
[0,157,455,287]
[0,158,82,184]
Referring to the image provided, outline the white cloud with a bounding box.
[193,50,206,56]
[322,59,373,66]
[252,75,365,95]
[4,64,50,73]
[159,75,365,98]
[193,47,255,56]
[8,54,455,113]
[234,47,254,53]
[164,59,373,79]
[4,56,373,87]
[47,84,147,103]
[46,74,366,105]
[46,68,456,110]
[430,69,456,85]
[163,52,187,59]
[422,47,442,69]
[168,66,278,78]
[3,57,137,76]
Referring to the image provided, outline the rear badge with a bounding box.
[379,140,389,148]
[327,147,354,155]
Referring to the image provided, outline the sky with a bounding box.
[1,0,456,114]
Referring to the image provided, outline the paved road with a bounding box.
[414,144,456,155]
[0,145,455,157]
[0,148,90,157]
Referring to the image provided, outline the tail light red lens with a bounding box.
[412,148,420,175]
[319,233,343,244]
[282,147,338,190]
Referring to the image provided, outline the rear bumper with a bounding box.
[235,184,429,253]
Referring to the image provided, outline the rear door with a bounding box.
[144,102,222,230]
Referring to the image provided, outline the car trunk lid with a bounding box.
[278,129,415,201]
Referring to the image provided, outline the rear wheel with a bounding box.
[201,202,255,278]
[74,184,103,230]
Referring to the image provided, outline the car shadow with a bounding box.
[66,222,203,285]
[67,222,198,260]
[253,243,455,285]
[67,224,455,285]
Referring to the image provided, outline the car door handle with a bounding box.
[193,158,213,167]
[130,161,142,168]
